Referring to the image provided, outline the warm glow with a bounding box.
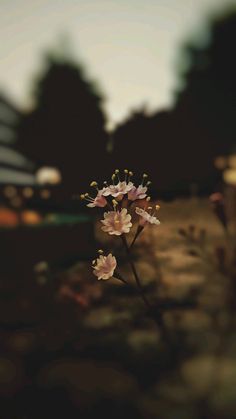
[228,154,236,169]
[40,189,51,199]
[214,156,228,170]
[22,187,34,198]
[3,185,17,199]
[0,207,18,227]
[36,167,61,185]
[21,210,42,225]
[223,168,236,186]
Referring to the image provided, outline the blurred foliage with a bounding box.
[1,197,236,418]
[176,10,236,155]
[18,53,109,193]
[112,11,236,197]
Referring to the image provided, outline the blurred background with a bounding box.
[1,1,236,418]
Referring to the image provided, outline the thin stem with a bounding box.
[121,235,151,307]
[113,272,129,285]
[129,225,144,249]
[121,235,170,343]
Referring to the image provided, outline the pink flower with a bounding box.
[128,185,147,201]
[86,191,107,208]
[135,207,160,227]
[93,253,117,280]
[102,181,134,199]
[101,208,132,235]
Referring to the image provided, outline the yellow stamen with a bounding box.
[129,171,133,176]
[90,181,98,187]
[146,196,151,202]
[98,249,104,254]
[80,194,85,200]
[143,173,148,178]
[156,205,160,210]
[114,213,119,222]
[112,199,118,207]
[115,169,119,174]
[124,169,129,174]
[147,181,151,186]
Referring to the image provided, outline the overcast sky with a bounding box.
[0,0,235,129]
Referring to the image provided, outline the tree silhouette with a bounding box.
[112,10,236,196]
[18,53,109,194]
[111,108,169,189]
[176,10,236,155]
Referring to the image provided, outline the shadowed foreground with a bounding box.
[0,198,235,419]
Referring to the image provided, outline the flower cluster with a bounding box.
[101,208,132,235]
[80,170,148,209]
[92,251,117,280]
[81,170,160,281]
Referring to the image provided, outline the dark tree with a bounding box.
[112,11,236,196]
[18,54,109,193]
[176,10,236,155]
[111,108,176,194]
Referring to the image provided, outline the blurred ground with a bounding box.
[0,197,236,419]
